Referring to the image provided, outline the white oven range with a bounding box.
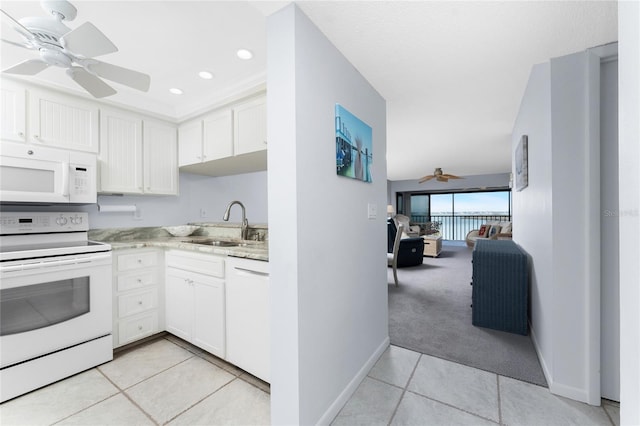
[0,212,112,403]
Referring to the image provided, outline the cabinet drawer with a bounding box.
[118,311,159,346]
[118,288,158,318]
[117,270,158,292]
[117,250,159,271]
[165,251,224,278]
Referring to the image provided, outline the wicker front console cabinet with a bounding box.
[471,239,529,335]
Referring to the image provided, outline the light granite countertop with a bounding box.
[90,224,269,262]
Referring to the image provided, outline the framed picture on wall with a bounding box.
[515,135,528,191]
[335,104,373,183]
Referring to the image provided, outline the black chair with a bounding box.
[387,219,424,267]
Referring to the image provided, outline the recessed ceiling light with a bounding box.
[236,49,253,60]
[169,88,183,95]
[199,71,214,80]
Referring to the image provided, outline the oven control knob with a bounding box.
[71,216,83,225]
[56,216,68,226]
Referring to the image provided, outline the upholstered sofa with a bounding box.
[387,219,424,267]
[465,220,512,248]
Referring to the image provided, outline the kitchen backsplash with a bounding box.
[89,223,268,242]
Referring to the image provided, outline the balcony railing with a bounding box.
[410,214,511,241]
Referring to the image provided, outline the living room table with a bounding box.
[422,235,442,257]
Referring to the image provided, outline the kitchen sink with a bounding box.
[188,239,265,248]
[191,239,240,247]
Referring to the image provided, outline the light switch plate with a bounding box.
[367,203,377,219]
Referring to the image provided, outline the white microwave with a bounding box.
[0,142,97,204]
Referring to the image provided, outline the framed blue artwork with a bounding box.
[335,104,373,183]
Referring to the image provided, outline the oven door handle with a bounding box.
[1,253,112,272]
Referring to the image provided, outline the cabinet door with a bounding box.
[29,88,99,152]
[233,96,266,156]
[0,79,26,142]
[178,119,203,166]
[165,269,193,342]
[143,119,178,195]
[99,108,143,193]
[193,278,225,358]
[225,258,270,382]
[203,109,233,160]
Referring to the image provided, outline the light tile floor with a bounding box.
[0,336,270,426]
[0,339,620,426]
[333,345,620,426]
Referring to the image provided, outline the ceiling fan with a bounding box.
[1,0,150,98]
[418,168,463,183]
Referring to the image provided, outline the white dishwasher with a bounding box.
[225,257,270,383]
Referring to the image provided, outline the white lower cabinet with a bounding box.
[225,257,270,382]
[112,248,164,348]
[165,250,225,358]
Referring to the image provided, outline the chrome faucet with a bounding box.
[223,200,248,240]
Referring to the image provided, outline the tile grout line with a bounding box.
[48,375,125,426]
[95,365,160,426]
[386,353,422,426]
[396,353,500,425]
[402,389,500,425]
[497,374,503,425]
[601,402,616,426]
[163,376,239,425]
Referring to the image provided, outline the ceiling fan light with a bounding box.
[198,71,214,79]
[236,49,253,60]
[169,87,183,95]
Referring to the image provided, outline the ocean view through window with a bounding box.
[398,190,511,240]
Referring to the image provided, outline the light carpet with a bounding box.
[388,242,547,387]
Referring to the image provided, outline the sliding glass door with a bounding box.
[396,190,511,240]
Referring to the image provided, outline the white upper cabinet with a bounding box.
[28,87,99,153]
[178,109,233,167]
[203,109,233,161]
[0,80,26,142]
[178,119,202,167]
[177,93,266,177]
[99,109,177,195]
[99,108,144,194]
[143,119,178,195]
[233,96,266,156]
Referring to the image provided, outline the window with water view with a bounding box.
[400,191,511,240]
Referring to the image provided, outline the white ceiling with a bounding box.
[0,1,618,181]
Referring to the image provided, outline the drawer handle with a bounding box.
[137,259,143,263]
[138,325,143,331]
[137,278,142,283]
[234,267,269,277]
[138,300,143,305]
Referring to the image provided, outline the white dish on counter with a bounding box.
[163,225,199,237]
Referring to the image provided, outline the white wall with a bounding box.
[267,4,388,425]
[599,57,619,401]
[513,48,606,404]
[0,171,268,229]
[549,50,601,404]
[511,61,555,393]
[618,1,640,423]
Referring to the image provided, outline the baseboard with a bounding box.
[529,322,552,387]
[316,336,390,426]
[529,322,594,405]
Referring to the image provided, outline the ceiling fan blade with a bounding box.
[1,38,33,49]
[418,175,435,183]
[83,60,150,92]
[60,22,118,58]
[66,66,116,98]
[443,174,462,179]
[1,9,37,41]
[3,59,49,75]
[437,176,449,182]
